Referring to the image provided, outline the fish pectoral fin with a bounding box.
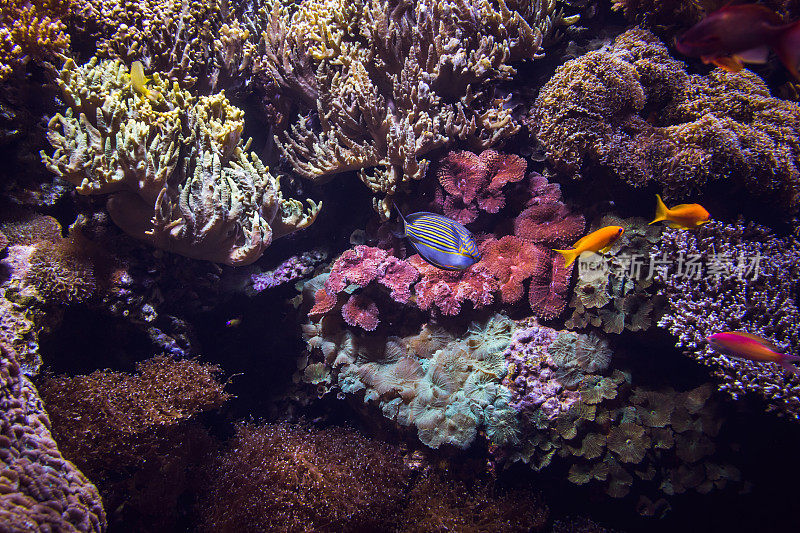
[667,222,689,230]
[735,45,770,64]
[598,245,613,254]
[710,56,745,72]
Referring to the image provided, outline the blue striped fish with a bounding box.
[396,208,481,270]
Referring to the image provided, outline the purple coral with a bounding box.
[655,220,800,419]
[251,250,328,292]
[503,326,581,421]
[0,342,106,531]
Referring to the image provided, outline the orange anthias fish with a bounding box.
[707,332,800,374]
[649,194,710,230]
[675,4,800,80]
[553,226,624,268]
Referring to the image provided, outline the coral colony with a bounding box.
[2,1,800,532]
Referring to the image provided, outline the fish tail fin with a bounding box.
[650,194,668,225]
[553,248,579,267]
[781,354,800,375]
[392,202,408,235]
[776,20,800,82]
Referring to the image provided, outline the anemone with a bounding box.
[576,432,606,460]
[576,277,611,309]
[651,427,675,450]
[606,422,650,464]
[406,324,454,358]
[302,363,331,385]
[675,430,715,463]
[679,383,714,414]
[631,389,673,428]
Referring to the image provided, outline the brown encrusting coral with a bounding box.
[198,422,411,532]
[38,355,229,478]
[397,470,549,533]
[0,342,106,531]
[532,28,800,214]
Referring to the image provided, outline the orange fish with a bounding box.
[675,4,800,81]
[707,331,800,374]
[553,226,624,267]
[649,194,710,230]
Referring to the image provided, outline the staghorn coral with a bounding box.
[254,0,585,218]
[38,355,230,479]
[0,0,69,82]
[198,422,410,533]
[654,219,800,420]
[42,57,319,265]
[0,342,106,531]
[532,28,800,213]
[566,215,665,333]
[397,469,548,533]
[300,307,520,449]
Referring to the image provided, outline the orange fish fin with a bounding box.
[710,56,745,72]
[553,248,579,268]
[776,20,800,82]
[649,194,668,225]
[735,45,770,65]
[666,222,689,230]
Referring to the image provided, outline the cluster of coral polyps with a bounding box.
[655,220,800,419]
[532,27,800,213]
[42,57,320,266]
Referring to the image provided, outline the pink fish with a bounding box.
[707,331,800,374]
[675,4,800,81]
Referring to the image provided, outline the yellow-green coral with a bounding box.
[0,0,69,81]
[68,0,222,87]
[249,0,583,217]
[42,58,320,266]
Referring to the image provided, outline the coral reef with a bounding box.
[198,422,410,532]
[531,28,800,213]
[250,249,328,293]
[67,0,223,87]
[566,215,664,333]
[0,342,105,531]
[0,0,69,81]
[655,220,800,420]
[38,355,229,479]
[254,0,585,217]
[435,150,527,224]
[301,306,520,448]
[397,470,549,533]
[42,57,320,265]
[499,322,741,500]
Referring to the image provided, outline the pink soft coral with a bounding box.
[410,255,499,316]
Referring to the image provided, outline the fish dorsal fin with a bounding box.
[710,55,745,72]
[735,45,770,64]
[729,331,782,351]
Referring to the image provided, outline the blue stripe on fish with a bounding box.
[395,208,481,271]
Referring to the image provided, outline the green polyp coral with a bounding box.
[566,215,664,333]
[515,362,742,499]
[301,306,520,449]
[42,57,320,266]
[250,0,585,217]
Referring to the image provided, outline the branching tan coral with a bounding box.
[246,0,583,217]
[67,0,223,87]
[42,58,320,265]
[0,0,69,81]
